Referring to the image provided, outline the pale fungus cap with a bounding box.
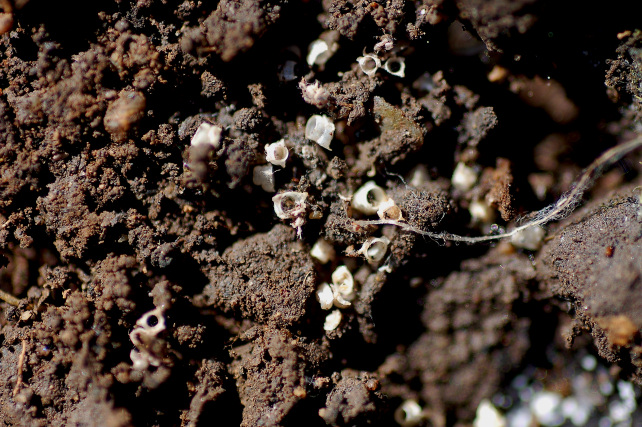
[253,164,275,192]
[352,181,389,215]
[331,265,355,302]
[359,236,390,263]
[383,57,405,78]
[323,309,342,331]
[129,306,166,370]
[469,199,495,224]
[307,39,335,66]
[377,198,403,221]
[191,122,222,148]
[511,226,545,251]
[316,283,334,310]
[272,191,308,220]
[265,139,289,168]
[135,307,166,336]
[305,115,335,150]
[394,400,424,427]
[473,399,506,427]
[310,239,336,264]
[357,54,381,77]
[452,162,478,191]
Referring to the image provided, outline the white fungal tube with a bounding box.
[305,115,335,150]
[383,57,405,78]
[310,239,336,264]
[272,192,308,219]
[324,309,342,331]
[358,236,390,263]
[316,283,334,310]
[451,162,478,191]
[331,265,355,303]
[357,54,381,76]
[191,123,222,148]
[265,139,289,168]
[352,181,389,215]
[253,164,275,192]
[394,400,424,427]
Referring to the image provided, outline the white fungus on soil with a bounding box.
[352,181,389,215]
[305,115,335,150]
[331,265,356,304]
[394,400,424,427]
[510,225,545,251]
[300,79,330,108]
[358,236,390,263]
[272,191,308,236]
[452,162,478,191]
[316,283,334,310]
[307,39,335,67]
[129,306,167,371]
[253,164,275,192]
[469,199,495,224]
[473,399,506,427]
[265,139,289,168]
[376,198,403,221]
[323,309,342,331]
[190,122,222,148]
[383,56,406,78]
[310,238,336,264]
[357,54,381,76]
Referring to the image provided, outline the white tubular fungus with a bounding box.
[352,181,389,215]
[394,400,424,427]
[265,139,289,168]
[323,309,342,331]
[452,162,478,191]
[310,239,336,264]
[307,39,335,66]
[191,123,222,148]
[359,236,390,263]
[473,399,506,427]
[253,164,275,192]
[331,265,355,302]
[357,54,381,77]
[136,307,166,336]
[383,57,405,78]
[469,199,495,224]
[129,307,166,370]
[511,225,545,251]
[316,283,334,310]
[300,80,330,108]
[272,191,308,236]
[305,115,335,150]
[377,198,403,221]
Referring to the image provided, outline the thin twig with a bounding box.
[0,288,21,306]
[356,135,642,244]
[12,340,26,397]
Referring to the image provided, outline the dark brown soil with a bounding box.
[0,0,641,426]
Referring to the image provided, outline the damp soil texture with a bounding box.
[0,1,642,426]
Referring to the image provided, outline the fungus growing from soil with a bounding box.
[376,198,403,221]
[511,225,545,251]
[316,283,334,310]
[300,79,330,108]
[394,400,424,427]
[253,164,275,192]
[307,39,335,67]
[357,54,381,76]
[452,162,478,191]
[323,309,342,331]
[383,57,406,78]
[191,122,222,148]
[265,139,289,168]
[310,238,336,264]
[358,236,390,263]
[331,265,356,304]
[352,181,389,215]
[272,191,308,236]
[469,199,495,224]
[129,307,167,370]
[305,115,335,150]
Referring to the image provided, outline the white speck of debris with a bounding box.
[307,39,334,66]
[530,391,563,426]
[451,162,478,191]
[357,54,381,77]
[358,236,390,263]
[394,399,424,427]
[352,181,389,215]
[310,239,336,264]
[383,57,405,78]
[511,226,545,251]
[581,354,597,371]
[191,122,222,148]
[474,399,506,427]
[377,198,403,221]
[253,164,275,192]
[305,115,335,150]
[316,283,334,310]
[265,139,289,168]
[323,309,342,331]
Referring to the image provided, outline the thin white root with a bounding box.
[356,136,642,244]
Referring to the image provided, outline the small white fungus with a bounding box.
[357,54,381,77]
[310,239,336,264]
[253,164,275,192]
[265,139,289,168]
[332,265,355,302]
[272,191,308,236]
[316,283,334,310]
[324,309,342,331]
[377,198,403,221]
[473,399,506,427]
[307,39,335,66]
[352,181,389,215]
[305,115,335,150]
[469,199,495,224]
[530,391,563,427]
[191,123,222,148]
[511,226,545,251]
[394,400,424,427]
[300,79,330,108]
[452,162,478,191]
[383,57,405,78]
[136,307,166,336]
[359,237,390,263]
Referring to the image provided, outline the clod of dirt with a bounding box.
[538,190,642,384]
[103,90,146,142]
[319,373,386,426]
[198,225,316,327]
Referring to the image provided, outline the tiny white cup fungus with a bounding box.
[253,164,275,192]
[331,265,355,302]
[191,123,222,149]
[473,399,506,427]
[307,39,335,66]
[357,54,381,77]
[305,115,335,150]
[136,307,166,337]
[331,284,353,309]
[323,309,342,331]
[394,400,424,427]
[359,236,390,263]
[316,283,334,310]
[352,181,389,215]
[376,198,403,221]
[310,239,336,264]
[469,199,495,224]
[383,57,405,78]
[452,162,478,191]
[300,80,330,108]
[272,192,307,220]
[265,140,289,168]
[511,225,545,251]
